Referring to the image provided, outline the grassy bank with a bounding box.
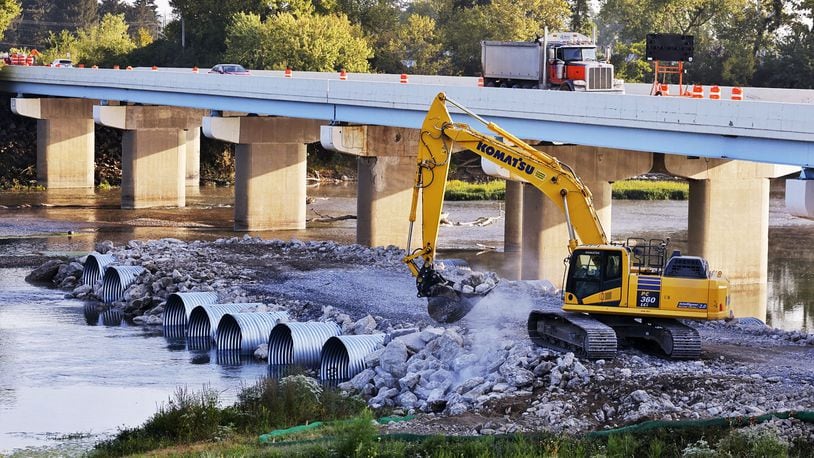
[443,179,689,201]
[611,179,689,200]
[89,380,811,458]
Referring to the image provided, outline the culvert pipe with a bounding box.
[162,292,219,328]
[81,252,115,286]
[216,312,290,354]
[101,265,146,304]
[320,334,386,381]
[187,304,262,341]
[268,322,342,369]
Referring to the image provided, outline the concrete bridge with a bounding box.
[1,65,813,320]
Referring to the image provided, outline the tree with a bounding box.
[76,13,136,66]
[569,0,590,34]
[128,0,161,38]
[380,14,448,74]
[0,0,21,42]
[223,11,372,72]
[441,0,570,75]
[168,0,267,64]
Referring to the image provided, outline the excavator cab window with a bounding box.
[566,250,623,304]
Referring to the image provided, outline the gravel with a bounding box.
[30,236,814,436]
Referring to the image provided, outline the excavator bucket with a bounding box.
[426,283,488,323]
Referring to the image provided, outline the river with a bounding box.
[0,184,812,453]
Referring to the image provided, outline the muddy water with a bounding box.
[0,184,812,453]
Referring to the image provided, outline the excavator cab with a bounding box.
[564,248,624,306]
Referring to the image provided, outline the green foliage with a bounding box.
[92,377,367,457]
[611,180,689,200]
[42,13,136,66]
[380,13,449,74]
[445,180,506,201]
[716,430,789,457]
[0,0,21,42]
[332,410,378,457]
[607,433,639,457]
[441,0,570,75]
[609,40,651,83]
[224,11,372,72]
[76,14,136,66]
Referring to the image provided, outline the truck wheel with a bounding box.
[559,84,573,91]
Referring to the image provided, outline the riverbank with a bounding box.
[444,179,689,201]
[23,235,814,457]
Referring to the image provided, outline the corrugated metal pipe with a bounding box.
[267,322,342,369]
[82,252,115,286]
[101,265,146,304]
[162,292,219,328]
[320,334,386,381]
[187,303,262,341]
[216,311,290,354]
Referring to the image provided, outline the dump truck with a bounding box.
[481,31,624,92]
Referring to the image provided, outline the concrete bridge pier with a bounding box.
[520,147,653,282]
[321,125,420,248]
[185,128,202,188]
[664,157,796,320]
[786,167,814,220]
[665,157,798,285]
[11,98,96,189]
[94,105,205,208]
[203,116,322,231]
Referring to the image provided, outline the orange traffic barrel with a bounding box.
[691,84,704,98]
[78,63,85,68]
[731,87,743,101]
[126,65,133,70]
[709,85,721,100]
[92,65,98,69]
[284,67,292,77]
[400,73,408,84]
[113,65,120,70]
[339,69,347,80]
[657,83,669,95]
[478,76,484,87]
[151,65,158,71]
[192,66,199,73]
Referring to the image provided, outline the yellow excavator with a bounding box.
[403,92,732,359]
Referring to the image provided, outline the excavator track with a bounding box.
[527,310,617,360]
[596,317,701,359]
[654,319,701,359]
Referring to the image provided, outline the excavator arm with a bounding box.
[404,92,608,322]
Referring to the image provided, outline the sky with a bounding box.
[148,0,173,21]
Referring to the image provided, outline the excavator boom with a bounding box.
[404,92,608,322]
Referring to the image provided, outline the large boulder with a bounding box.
[379,339,409,378]
[26,259,63,283]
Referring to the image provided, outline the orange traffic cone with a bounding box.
[478,76,484,87]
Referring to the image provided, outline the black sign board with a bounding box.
[646,34,693,62]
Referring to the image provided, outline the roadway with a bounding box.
[0,65,812,166]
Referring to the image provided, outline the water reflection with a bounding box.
[82,304,125,327]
